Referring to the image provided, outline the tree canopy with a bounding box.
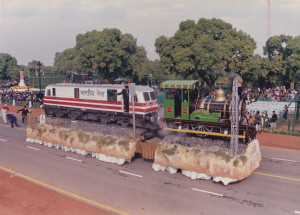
[74,28,150,82]
[53,48,81,74]
[155,18,259,87]
[0,53,20,80]
[263,35,300,89]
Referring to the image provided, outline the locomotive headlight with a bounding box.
[150,116,155,123]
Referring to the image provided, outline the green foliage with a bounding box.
[192,149,201,154]
[262,35,300,89]
[69,137,75,144]
[84,135,90,143]
[214,150,231,163]
[162,147,177,156]
[97,136,115,146]
[239,155,248,165]
[76,130,90,143]
[118,139,130,147]
[0,53,20,80]
[233,159,240,167]
[59,130,70,140]
[74,28,150,82]
[77,130,85,142]
[155,18,257,87]
[37,128,42,137]
[91,136,98,142]
[49,128,56,133]
[53,48,81,73]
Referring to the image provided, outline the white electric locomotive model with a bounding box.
[43,83,159,128]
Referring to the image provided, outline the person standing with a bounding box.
[270,111,278,130]
[283,105,288,120]
[254,111,262,133]
[117,86,129,112]
[1,106,7,124]
[17,106,30,124]
[7,114,18,128]
[3,104,9,111]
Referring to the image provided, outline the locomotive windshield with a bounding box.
[143,92,150,101]
[150,91,156,100]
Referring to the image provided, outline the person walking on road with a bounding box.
[17,106,30,124]
[7,114,19,128]
[1,106,8,124]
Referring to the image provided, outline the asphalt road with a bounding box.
[0,124,299,215]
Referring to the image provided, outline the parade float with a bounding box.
[26,79,261,185]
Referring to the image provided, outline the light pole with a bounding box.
[37,61,42,95]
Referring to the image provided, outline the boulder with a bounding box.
[26,123,136,160]
[153,139,261,182]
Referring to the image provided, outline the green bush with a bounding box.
[214,150,231,163]
[118,139,130,147]
[233,159,240,167]
[162,147,177,156]
[239,155,248,165]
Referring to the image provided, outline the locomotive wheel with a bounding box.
[57,110,66,118]
[100,116,109,124]
[69,111,78,120]
[119,117,129,127]
[167,122,177,129]
[191,125,213,137]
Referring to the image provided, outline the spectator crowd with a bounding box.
[0,89,44,107]
[241,87,299,103]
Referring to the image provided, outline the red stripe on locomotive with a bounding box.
[44,96,122,105]
[44,100,122,110]
[44,100,158,113]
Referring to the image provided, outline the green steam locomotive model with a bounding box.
[160,80,256,142]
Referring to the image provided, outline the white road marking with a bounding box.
[65,157,83,162]
[118,170,143,178]
[26,146,40,151]
[192,188,224,197]
[0,139,7,142]
[271,158,297,163]
[295,211,300,214]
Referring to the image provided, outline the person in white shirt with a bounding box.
[1,106,7,124]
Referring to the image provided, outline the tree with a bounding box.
[263,35,300,89]
[155,18,258,88]
[260,56,285,88]
[75,28,149,82]
[0,53,19,80]
[53,48,81,73]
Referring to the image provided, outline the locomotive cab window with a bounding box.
[150,91,156,100]
[107,89,117,102]
[143,92,150,102]
[74,88,79,98]
[47,89,51,96]
[52,88,56,96]
[166,89,175,99]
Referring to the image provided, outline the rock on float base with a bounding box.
[26,123,136,165]
[152,139,261,185]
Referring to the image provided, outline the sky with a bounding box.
[0,0,299,66]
